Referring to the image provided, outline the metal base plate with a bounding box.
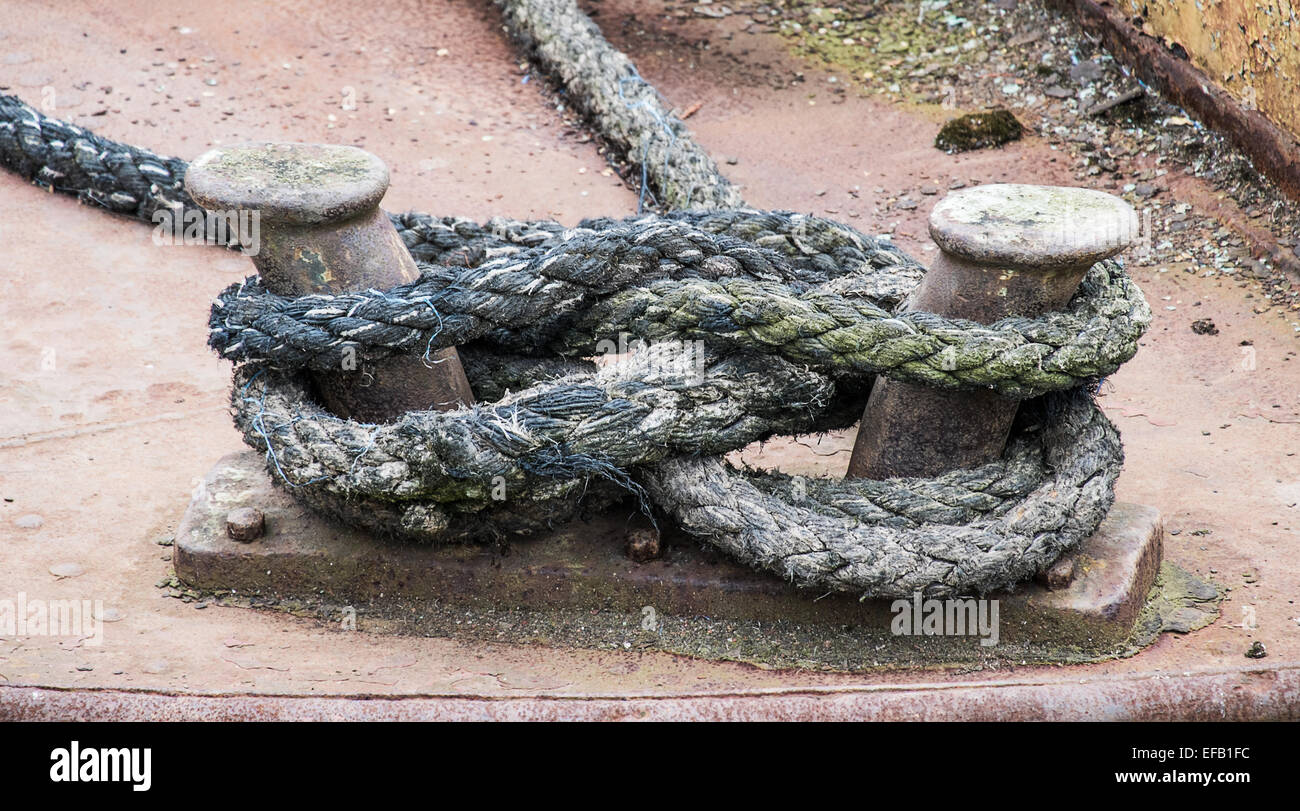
[175,452,1169,668]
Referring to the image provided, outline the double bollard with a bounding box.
[187,142,1137,497]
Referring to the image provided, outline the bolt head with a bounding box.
[185,142,389,225]
[1036,555,1078,591]
[929,183,1139,269]
[226,507,265,542]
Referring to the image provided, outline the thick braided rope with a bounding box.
[213,214,923,363]
[497,0,743,210]
[393,208,921,288]
[645,391,1121,597]
[231,343,841,541]
[231,341,1120,596]
[210,218,1148,399]
[565,256,1149,399]
[0,94,192,222]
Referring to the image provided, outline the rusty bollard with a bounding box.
[847,184,1137,479]
[185,142,475,422]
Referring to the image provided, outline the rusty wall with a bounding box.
[1123,1,1300,139]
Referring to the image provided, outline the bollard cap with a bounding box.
[929,183,1139,269]
[185,142,390,225]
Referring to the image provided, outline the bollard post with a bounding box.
[185,142,474,422]
[846,184,1137,479]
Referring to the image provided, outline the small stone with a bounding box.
[694,3,731,18]
[1134,181,1159,199]
[1164,607,1204,634]
[1036,554,1077,591]
[1191,318,1219,335]
[624,528,661,563]
[49,562,86,578]
[15,514,44,529]
[1245,641,1267,659]
[1044,85,1073,99]
[895,197,918,210]
[1069,60,1105,85]
[1008,29,1043,47]
[226,507,265,542]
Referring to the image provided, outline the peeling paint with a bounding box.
[1125,0,1300,138]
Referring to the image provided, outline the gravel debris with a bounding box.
[707,0,1299,327]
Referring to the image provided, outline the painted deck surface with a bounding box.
[0,0,1296,718]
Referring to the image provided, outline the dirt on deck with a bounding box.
[0,0,1296,713]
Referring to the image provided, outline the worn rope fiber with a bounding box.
[645,390,1120,596]
[232,343,843,540]
[0,0,1146,597]
[210,228,1147,399]
[496,0,744,210]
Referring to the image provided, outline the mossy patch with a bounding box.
[934,109,1024,153]
[771,1,986,108]
[1129,561,1221,642]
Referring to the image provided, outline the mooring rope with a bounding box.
[210,221,1146,399]
[496,0,744,210]
[647,389,1120,596]
[0,0,1149,597]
